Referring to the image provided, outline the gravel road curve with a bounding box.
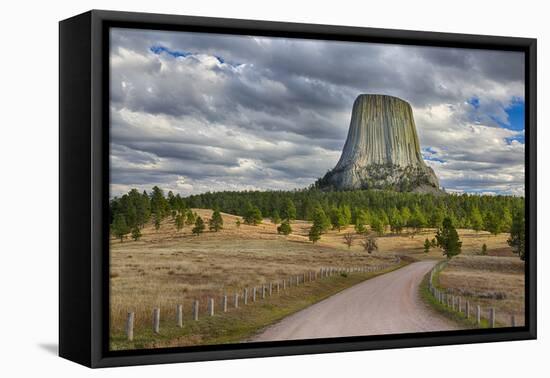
[251,260,458,341]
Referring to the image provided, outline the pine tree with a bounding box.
[271,210,281,225]
[355,209,370,232]
[485,212,502,236]
[138,190,151,227]
[154,213,161,231]
[430,207,445,228]
[131,226,142,241]
[423,238,431,253]
[341,205,352,226]
[409,206,427,235]
[185,210,196,225]
[435,217,462,259]
[354,221,367,235]
[389,208,404,234]
[282,199,297,221]
[277,220,292,235]
[507,208,525,260]
[175,213,184,232]
[329,206,346,231]
[370,216,385,236]
[209,209,224,232]
[480,243,488,255]
[151,186,168,219]
[400,207,412,228]
[501,207,513,233]
[167,190,176,210]
[243,203,262,225]
[112,213,129,242]
[126,204,138,229]
[312,206,330,233]
[192,216,205,235]
[470,207,484,233]
[308,225,321,244]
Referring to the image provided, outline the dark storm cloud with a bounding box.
[109,28,525,197]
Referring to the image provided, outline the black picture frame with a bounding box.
[59,9,537,368]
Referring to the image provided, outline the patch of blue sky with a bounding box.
[422,147,446,163]
[505,134,525,144]
[502,97,525,132]
[150,45,241,67]
[150,45,192,58]
[467,96,480,109]
[467,96,525,142]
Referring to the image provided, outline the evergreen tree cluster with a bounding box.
[110,186,194,242]
[110,187,525,254]
[180,189,523,235]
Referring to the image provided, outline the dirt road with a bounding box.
[251,260,457,341]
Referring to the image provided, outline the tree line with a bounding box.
[109,187,525,260]
[180,188,523,235]
[109,186,223,241]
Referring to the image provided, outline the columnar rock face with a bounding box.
[317,94,440,193]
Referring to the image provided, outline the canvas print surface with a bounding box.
[109,28,526,351]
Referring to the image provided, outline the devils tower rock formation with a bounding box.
[316,94,440,193]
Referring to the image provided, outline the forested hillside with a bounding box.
[110,187,524,237]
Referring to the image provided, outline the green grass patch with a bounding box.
[111,261,409,351]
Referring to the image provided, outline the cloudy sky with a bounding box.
[109,28,525,198]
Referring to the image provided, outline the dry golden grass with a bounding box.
[438,255,525,326]
[110,208,524,342]
[110,209,396,333]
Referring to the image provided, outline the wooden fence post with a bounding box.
[208,298,214,316]
[153,307,160,334]
[269,282,273,296]
[465,301,470,319]
[126,312,134,341]
[193,300,199,321]
[252,287,257,302]
[489,308,495,328]
[262,285,266,299]
[176,304,183,327]
[476,305,481,325]
[276,282,280,294]
[283,279,286,290]
[244,288,248,305]
[234,293,239,308]
[223,295,228,312]
[511,315,516,327]
[457,297,462,313]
